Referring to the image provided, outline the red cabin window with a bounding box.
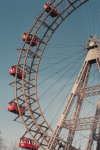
[20,138,26,143]
[8,102,25,115]
[9,66,26,79]
[10,66,15,72]
[8,102,14,108]
[22,32,37,47]
[44,2,58,17]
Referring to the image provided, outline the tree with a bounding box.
[0,131,7,150]
[0,131,21,150]
[8,141,20,150]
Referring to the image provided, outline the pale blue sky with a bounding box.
[1,0,100,149]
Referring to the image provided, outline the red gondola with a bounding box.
[19,137,38,149]
[8,102,25,114]
[44,2,58,17]
[9,66,26,79]
[22,32,37,47]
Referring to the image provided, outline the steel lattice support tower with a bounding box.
[46,36,100,150]
[65,63,91,150]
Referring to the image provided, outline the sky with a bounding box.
[1,0,100,149]
[0,0,48,147]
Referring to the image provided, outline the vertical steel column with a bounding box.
[96,58,100,150]
[86,96,100,150]
[96,142,100,150]
[96,126,100,150]
[65,63,91,150]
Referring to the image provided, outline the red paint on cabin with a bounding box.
[19,137,38,149]
[22,32,37,47]
[9,66,26,79]
[8,102,25,114]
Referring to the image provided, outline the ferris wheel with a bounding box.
[8,0,100,150]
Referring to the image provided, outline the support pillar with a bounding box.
[86,96,100,150]
[65,63,91,150]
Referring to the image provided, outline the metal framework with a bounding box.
[9,0,100,150]
[46,35,100,150]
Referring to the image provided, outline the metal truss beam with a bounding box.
[58,143,80,150]
[80,84,100,92]
[63,115,100,131]
[34,16,54,31]
[84,90,100,97]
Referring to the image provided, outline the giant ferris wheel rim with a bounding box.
[10,0,90,149]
